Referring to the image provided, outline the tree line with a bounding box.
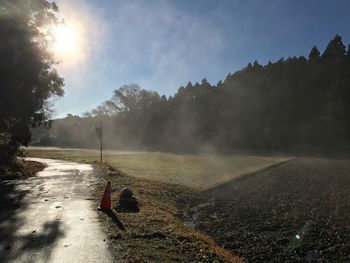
[33,35,350,156]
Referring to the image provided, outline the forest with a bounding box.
[32,35,350,156]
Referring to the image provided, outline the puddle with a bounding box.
[184,201,213,229]
[25,158,93,177]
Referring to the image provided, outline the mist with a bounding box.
[32,35,350,157]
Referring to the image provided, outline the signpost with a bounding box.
[95,121,103,165]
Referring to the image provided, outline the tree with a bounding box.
[216,80,223,88]
[186,82,194,89]
[253,60,262,69]
[308,46,320,62]
[322,34,346,59]
[324,77,346,120]
[109,84,143,113]
[0,0,64,164]
[90,101,117,117]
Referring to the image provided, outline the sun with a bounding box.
[48,22,83,65]
[53,24,77,54]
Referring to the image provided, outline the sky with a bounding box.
[53,0,350,117]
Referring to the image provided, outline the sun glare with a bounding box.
[53,24,77,53]
[48,22,83,66]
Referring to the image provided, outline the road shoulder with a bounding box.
[93,164,242,262]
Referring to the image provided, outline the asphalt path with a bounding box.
[0,158,114,263]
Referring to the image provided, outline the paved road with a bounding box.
[0,158,114,263]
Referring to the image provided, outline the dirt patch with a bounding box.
[193,158,350,262]
[93,165,244,263]
[0,159,46,180]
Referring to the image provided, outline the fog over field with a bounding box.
[33,37,350,158]
[2,1,350,262]
[27,147,290,189]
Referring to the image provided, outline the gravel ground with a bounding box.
[193,158,350,262]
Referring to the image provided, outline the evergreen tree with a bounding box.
[322,34,346,59]
[253,60,262,68]
[346,45,350,58]
[324,72,346,120]
[185,82,193,89]
[216,80,223,88]
[308,46,320,62]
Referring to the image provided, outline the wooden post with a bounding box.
[100,121,103,165]
[95,121,103,165]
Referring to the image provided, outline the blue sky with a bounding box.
[54,0,350,117]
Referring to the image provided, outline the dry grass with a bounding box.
[25,147,289,189]
[0,159,46,180]
[94,165,243,262]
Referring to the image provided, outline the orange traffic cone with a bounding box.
[99,181,112,211]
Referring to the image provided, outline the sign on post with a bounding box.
[95,121,103,164]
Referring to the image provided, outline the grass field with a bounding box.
[25,147,290,189]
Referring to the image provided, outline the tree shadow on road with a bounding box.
[0,180,65,262]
